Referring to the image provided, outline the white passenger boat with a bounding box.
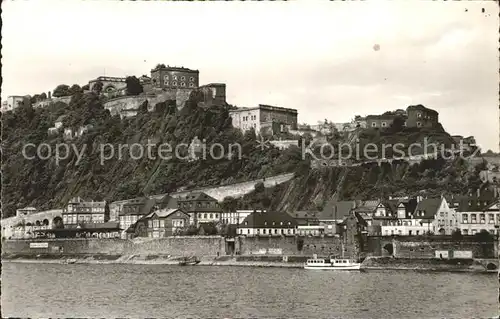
[304,256,361,270]
[304,243,361,270]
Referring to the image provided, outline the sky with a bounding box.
[2,0,499,151]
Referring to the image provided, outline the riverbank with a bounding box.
[362,256,497,273]
[2,254,497,272]
[1,254,305,268]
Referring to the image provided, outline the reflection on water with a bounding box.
[1,262,497,318]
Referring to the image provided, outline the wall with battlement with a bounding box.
[33,96,72,108]
[2,235,352,258]
[2,237,225,257]
[366,236,495,259]
[127,236,224,256]
[103,89,194,117]
[237,236,344,256]
[2,238,128,256]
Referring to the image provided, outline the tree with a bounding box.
[297,238,304,251]
[53,85,71,97]
[155,63,166,69]
[451,228,463,241]
[221,196,238,213]
[92,81,103,95]
[82,84,90,91]
[474,229,494,242]
[254,182,265,193]
[125,76,144,96]
[261,196,271,209]
[40,92,47,100]
[390,116,406,133]
[52,217,64,229]
[69,84,82,95]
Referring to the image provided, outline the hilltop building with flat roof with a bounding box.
[229,104,298,135]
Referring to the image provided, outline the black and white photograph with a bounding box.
[1,0,499,318]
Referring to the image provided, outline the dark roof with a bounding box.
[151,66,199,73]
[401,199,418,217]
[239,211,297,228]
[454,196,497,212]
[120,197,158,216]
[139,198,158,216]
[319,200,356,220]
[292,211,320,225]
[178,192,217,202]
[144,208,189,219]
[383,200,399,215]
[292,211,320,219]
[156,195,178,209]
[414,198,442,219]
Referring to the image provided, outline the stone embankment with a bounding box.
[3,253,497,273]
[361,256,496,273]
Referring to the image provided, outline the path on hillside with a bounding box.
[151,173,295,201]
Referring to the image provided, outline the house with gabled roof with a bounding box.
[379,198,433,236]
[177,191,222,226]
[237,210,297,237]
[131,208,190,238]
[412,197,456,235]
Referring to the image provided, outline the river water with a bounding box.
[1,262,497,318]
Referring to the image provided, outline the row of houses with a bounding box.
[8,186,500,240]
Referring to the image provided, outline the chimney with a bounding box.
[48,91,51,99]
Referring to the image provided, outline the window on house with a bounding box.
[159,220,165,228]
[417,122,422,127]
[209,213,213,219]
[181,82,186,87]
[189,83,194,88]
[190,77,194,81]
[172,81,177,86]
[489,214,494,223]
[274,229,278,234]
[164,75,169,82]
[173,75,178,80]
[372,122,377,127]
[263,229,266,234]
[480,214,485,224]
[215,214,218,219]
[381,122,387,127]
[181,76,186,81]
[417,113,422,118]
[153,220,159,228]
[148,220,153,228]
[471,214,477,223]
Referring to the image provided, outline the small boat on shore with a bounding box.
[179,257,200,266]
